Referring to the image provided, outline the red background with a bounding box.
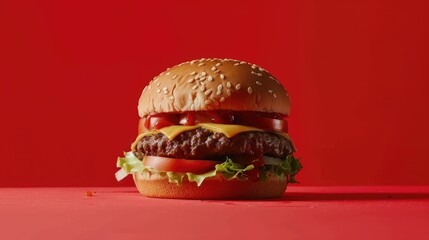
[1,0,428,187]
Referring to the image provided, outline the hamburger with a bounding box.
[115,58,302,199]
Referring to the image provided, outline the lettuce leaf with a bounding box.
[186,158,254,186]
[115,152,143,181]
[115,152,302,186]
[186,170,216,187]
[286,155,303,183]
[166,172,185,185]
[260,155,302,183]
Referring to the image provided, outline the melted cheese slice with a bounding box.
[131,123,295,151]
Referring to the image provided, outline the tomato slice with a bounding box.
[152,117,175,130]
[140,111,288,133]
[234,114,288,133]
[207,111,234,124]
[191,112,213,124]
[142,156,219,174]
[179,112,197,126]
[138,116,178,134]
[179,111,232,125]
[145,113,180,130]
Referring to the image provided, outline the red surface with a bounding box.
[1,0,429,186]
[1,186,429,240]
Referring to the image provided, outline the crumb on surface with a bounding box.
[84,191,94,197]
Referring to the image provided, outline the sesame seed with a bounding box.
[220,74,225,80]
[216,91,222,95]
[198,63,205,66]
[166,72,171,76]
[226,82,231,88]
[199,76,206,81]
[199,58,206,62]
[259,67,265,72]
[157,82,161,87]
[217,84,223,91]
[214,70,220,74]
[157,89,161,93]
[207,75,213,81]
[205,89,212,95]
[247,87,253,94]
[251,65,257,69]
[163,90,168,94]
[251,71,262,76]
[192,85,198,90]
[256,81,262,85]
[226,89,231,96]
[273,93,277,98]
[205,99,212,105]
[211,66,217,71]
[240,61,245,64]
[200,82,206,86]
[169,96,174,101]
[188,78,194,83]
[194,75,200,80]
[215,63,221,67]
[220,97,225,102]
[200,86,205,91]
[268,89,273,93]
[190,71,196,75]
[235,84,241,90]
[162,87,167,91]
[190,60,197,65]
[172,75,177,79]
[148,85,152,89]
[234,63,240,66]
[201,72,207,76]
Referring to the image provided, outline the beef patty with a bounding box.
[134,128,293,160]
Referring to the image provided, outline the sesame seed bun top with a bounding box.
[138,58,291,117]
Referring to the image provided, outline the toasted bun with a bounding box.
[138,58,291,117]
[133,171,287,199]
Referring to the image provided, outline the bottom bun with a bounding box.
[133,171,287,199]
